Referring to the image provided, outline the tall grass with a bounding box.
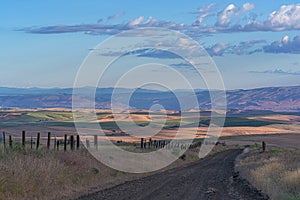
[236,148,300,200]
[0,144,133,200]
[0,141,234,199]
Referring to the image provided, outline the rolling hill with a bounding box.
[0,86,299,111]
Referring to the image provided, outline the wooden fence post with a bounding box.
[2,132,6,150]
[70,135,74,150]
[86,139,90,148]
[262,141,266,152]
[149,138,152,148]
[141,138,144,149]
[56,140,59,151]
[22,130,25,149]
[47,132,51,150]
[30,135,33,149]
[9,135,12,148]
[94,135,98,150]
[64,134,67,151]
[36,132,40,150]
[76,135,80,150]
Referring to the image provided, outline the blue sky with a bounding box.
[1,0,300,89]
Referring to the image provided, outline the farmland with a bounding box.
[1,109,297,142]
[0,108,300,199]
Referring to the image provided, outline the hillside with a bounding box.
[0,86,299,111]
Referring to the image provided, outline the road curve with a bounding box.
[77,149,268,200]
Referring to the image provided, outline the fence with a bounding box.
[1,131,84,152]
[1,131,232,153]
[139,137,205,150]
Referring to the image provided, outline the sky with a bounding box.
[1,0,300,90]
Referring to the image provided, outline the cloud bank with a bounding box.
[20,3,300,35]
[264,35,300,54]
[249,69,300,75]
[18,3,300,56]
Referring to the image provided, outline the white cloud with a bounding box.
[197,3,216,14]
[250,69,300,75]
[193,3,216,25]
[128,16,144,26]
[107,12,125,21]
[264,35,300,54]
[216,4,236,27]
[268,4,300,29]
[239,3,255,14]
[282,35,289,43]
[216,3,255,27]
[207,42,228,56]
[144,16,153,24]
[20,3,300,38]
[197,13,210,23]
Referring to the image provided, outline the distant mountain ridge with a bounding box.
[0,86,299,111]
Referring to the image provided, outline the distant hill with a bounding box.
[0,86,299,111]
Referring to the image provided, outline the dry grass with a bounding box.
[248,115,300,123]
[0,142,233,200]
[222,134,300,149]
[0,145,142,200]
[236,147,300,200]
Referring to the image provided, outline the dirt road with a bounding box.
[77,149,268,200]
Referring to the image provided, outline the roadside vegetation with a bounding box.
[0,144,126,199]
[0,141,232,199]
[236,146,300,200]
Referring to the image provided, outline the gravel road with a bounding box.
[77,149,268,200]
